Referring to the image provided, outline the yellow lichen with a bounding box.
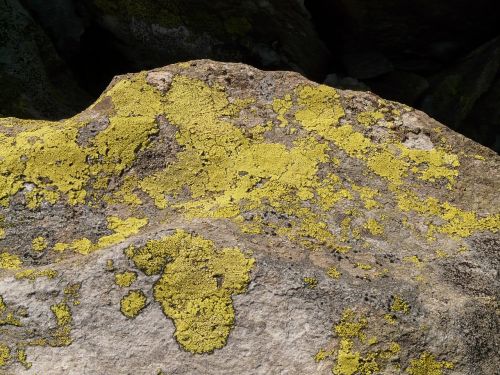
[16,348,31,369]
[64,283,81,306]
[15,269,58,281]
[328,310,403,375]
[406,352,454,375]
[50,301,73,346]
[106,259,115,271]
[357,111,384,127]
[31,236,48,252]
[0,252,22,269]
[303,277,318,288]
[272,94,293,127]
[403,255,423,268]
[54,216,148,255]
[120,290,147,318]
[314,348,333,362]
[397,191,499,238]
[334,339,361,375]
[115,271,137,287]
[335,310,368,341]
[51,302,72,326]
[96,216,148,249]
[0,343,10,367]
[364,218,384,235]
[127,230,254,353]
[327,266,341,279]
[383,314,397,324]
[355,263,373,271]
[0,71,162,209]
[391,296,410,314]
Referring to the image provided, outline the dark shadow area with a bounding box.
[1,0,499,152]
[65,22,136,98]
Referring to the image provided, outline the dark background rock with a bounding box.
[0,0,499,151]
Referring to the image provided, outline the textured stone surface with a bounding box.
[0,60,499,374]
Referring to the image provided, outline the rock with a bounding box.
[0,60,499,374]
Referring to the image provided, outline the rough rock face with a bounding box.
[0,60,499,374]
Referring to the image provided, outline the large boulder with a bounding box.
[0,60,498,374]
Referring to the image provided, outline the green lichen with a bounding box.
[115,271,137,287]
[120,290,147,318]
[406,352,454,375]
[126,230,254,354]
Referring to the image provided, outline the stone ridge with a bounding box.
[0,60,498,374]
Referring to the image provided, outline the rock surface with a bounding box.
[0,60,499,375]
